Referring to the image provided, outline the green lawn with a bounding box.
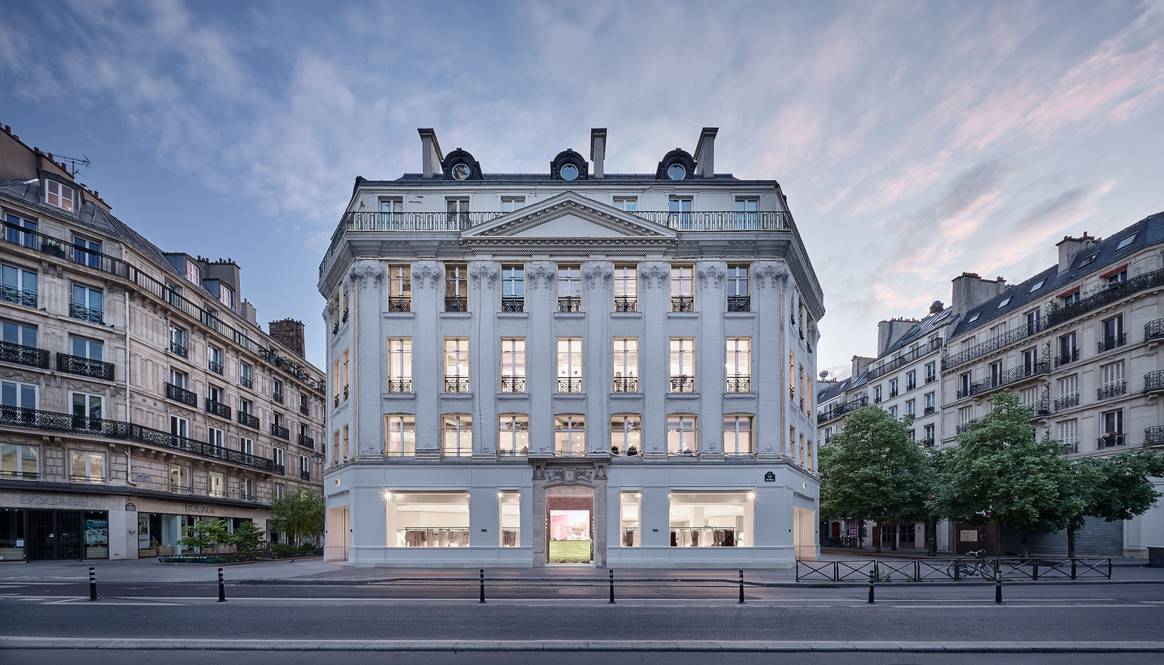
[548,539,592,563]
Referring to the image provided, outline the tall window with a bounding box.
[73,234,102,268]
[500,338,526,392]
[670,265,694,312]
[905,369,916,391]
[445,197,469,226]
[667,415,698,455]
[207,345,223,374]
[734,197,759,226]
[501,264,524,311]
[208,426,224,448]
[218,283,234,308]
[168,464,190,492]
[387,338,412,392]
[443,338,470,393]
[498,414,529,456]
[499,491,521,547]
[925,361,937,383]
[379,197,402,225]
[1100,410,1124,448]
[69,451,105,482]
[388,265,411,311]
[1,263,37,308]
[613,265,637,311]
[726,265,749,311]
[723,415,753,455]
[1099,361,1125,399]
[612,337,639,392]
[725,337,751,393]
[610,414,642,456]
[667,195,693,227]
[1057,419,1079,453]
[445,263,468,312]
[669,338,695,393]
[556,338,583,393]
[441,415,473,457]
[70,335,103,361]
[4,212,37,249]
[0,380,37,410]
[45,179,75,211]
[240,361,253,388]
[1100,315,1125,351]
[385,415,416,456]
[620,492,642,547]
[208,471,224,497]
[557,265,581,312]
[70,392,102,428]
[554,415,586,456]
[185,259,201,285]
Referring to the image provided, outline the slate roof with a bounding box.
[816,378,853,404]
[363,173,780,187]
[951,212,1164,339]
[881,306,960,358]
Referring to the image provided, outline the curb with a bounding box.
[3,637,1164,653]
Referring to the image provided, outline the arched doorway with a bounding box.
[545,485,594,565]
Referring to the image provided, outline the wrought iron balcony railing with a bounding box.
[69,303,103,324]
[1054,393,1079,411]
[205,398,231,420]
[300,469,311,481]
[501,297,524,313]
[727,296,750,312]
[725,375,751,393]
[557,377,583,393]
[445,296,467,312]
[1097,381,1127,400]
[500,376,526,393]
[1098,434,1126,449]
[967,360,1050,397]
[1055,348,1080,367]
[943,323,1042,370]
[0,405,275,472]
[956,418,981,434]
[557,296,581,313]
[670,296,694,313]
[270,423,290,440]
[1098,333,1127,353]
[208,360,223,375]
[165,382,198,407]
[237,411,260,429]
[923,405,936,416]
[1147,319,1164,343]
[1046,268,1164,327]
[57,353,115,381]
[817,396,868,424]
[298,434,315,449]
[868,339,945,382]
[386,378,412,393]
[273,389,285,404]
[387,296,411,312]
[1145,371,1164,394]
[3,219,130,278]
[0,340,49,369]
[669,375,695,393]
[299,403,309,416]
[1,285,37,308]
[444,376,470,393]
[1146,426,1164,447]
[240,375,253,389]
[170,341,188,357]
[613,376,639,393]
[614,296,637,312]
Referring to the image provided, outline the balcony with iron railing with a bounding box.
[1097,380,1127,401]
[1054,393,1080,411]
[388,296,410,312]
[205,398,232,420]
[614,296,637,313]
[0,340,49,369]
[557,377,583,394]
[500,376,526,393]
[1147,319,1164,343]
[956,418,981,435]
[966,360,1050,398]
[671,296,694,313]
[0,285,37,308]
[557,296,581,313]
[444,376,470,393]
[208,360,223,375]
[1055,348,1080,367]
[1098,433,1126,449]
[237,410,260,429]
[68,303,103,324]
[817,396,868,424]
[170,341,188,358]
[725,375,752,393]
[1046,268,1164,327]
[669,375,695,393]
[501,297,524,313]
[3,219,131,278]
[165,382,198,407]
[299,403,309,416]
[1146,426,1164,447]
[298,434,315,449]
[240,375,253,389]
[270,423,290,440]
[300,469,311,481]
[868,339,944,381]
[1145,371,1164,395]
[0,405,275,472]
[386,378,412,393]
[727,295,750,312]
[613,376,639,393]
[1097,333,1127,353]
[445,296,467,312]
[943,324,1042,370]
[56,353,115,381]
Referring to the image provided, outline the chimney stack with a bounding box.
[950,272,1008,314]
[269,318,306,359]
[1056,233,1096,274]
[694,127,718,177]
[851,355,875,379]
[418,128,443,178]
[589,128,607,179]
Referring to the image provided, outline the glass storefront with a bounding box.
[0,509,109,560]
[668,492,754,548]
[137,513,182,557]
[0,508,23,560]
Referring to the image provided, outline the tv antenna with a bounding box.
[52,153,91,179]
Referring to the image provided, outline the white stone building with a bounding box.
[318,128,824,567]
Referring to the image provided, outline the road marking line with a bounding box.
[880,603,1147,609]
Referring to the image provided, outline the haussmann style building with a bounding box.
[0,123,327,561]
[318,127,824,567]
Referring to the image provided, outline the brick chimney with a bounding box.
[1056,233,1097,274]
[951,272,1008,314]
[269,318,305,358]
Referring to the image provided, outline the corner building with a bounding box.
[319,128,824,567]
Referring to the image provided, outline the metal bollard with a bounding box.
[738,569,745,604]
[1071,559,1077,580]
[479,569,485,604]
[867,568,875,604]
[609,570,615,604]
[1032,559,1039,581]
[88,567,97,601]
[217,567,226,602]
[994,561,1002,604]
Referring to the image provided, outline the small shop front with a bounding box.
[0,505,110,561]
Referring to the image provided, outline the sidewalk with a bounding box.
[820,547,1149,567]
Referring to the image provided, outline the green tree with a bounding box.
[223,520,265,555]
[1066,450,1164,557]
[819,406,933,552]
[270,491,324,546]
[933,393,1081,556]
[180,518,229,555]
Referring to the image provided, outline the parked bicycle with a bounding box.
[946,549,994,579]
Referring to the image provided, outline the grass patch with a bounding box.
[549,539,591,563]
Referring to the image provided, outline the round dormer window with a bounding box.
[560,163,579,181]
[667,163,687,180]
[451,163,471,181]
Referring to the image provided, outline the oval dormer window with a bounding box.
[451,163,471,181]
[667,163,687,181]
[560,163,579,181]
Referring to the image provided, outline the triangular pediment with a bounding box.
[460,191,677,241]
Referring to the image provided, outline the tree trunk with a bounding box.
[927,518,938,557]
[874,522,882,553]
[1067,524,1076,559]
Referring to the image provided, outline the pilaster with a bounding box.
[638,262,669,459]
[411,260,443,459]
[350,260,385,458]
[697,261,727,458]
[583,260,613,456]
[527,261,555,456]
[753,261,789,460]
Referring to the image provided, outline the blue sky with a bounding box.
[2,0,1162,373]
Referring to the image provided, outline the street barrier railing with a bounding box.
[796,558,1112,583]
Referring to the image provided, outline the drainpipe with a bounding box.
[125,451,136,486]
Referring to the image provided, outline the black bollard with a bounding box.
[995,572,1002,604]
[479,569,485,604]
[609,570,615,604]
[738,569,745,604]
[88,567,96,601]
[867,568,875,604]
[217,567,226,602]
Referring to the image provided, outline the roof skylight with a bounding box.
[1116,234,1137,251]
[997,297,1011,309]
[1029,279,1045,293]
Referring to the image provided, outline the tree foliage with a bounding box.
[820,406,933,526]
[180,518,230,553]
[223,520,265,554]
[1062,450,1164,556]
[270,491,325,545]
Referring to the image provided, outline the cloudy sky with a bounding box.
[2,0,1162,372]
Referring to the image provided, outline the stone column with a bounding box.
[349,260,385,458]
[697,261,727,458]
[638,262,669,459]
[753,261,789,461]
[527,262,556,456]
[470,261,500,459]
[531,464,547,566]
[583,261,613,456]
[411,261,443,460]
[593,464,608,567]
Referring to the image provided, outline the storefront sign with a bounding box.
[184,504,217,515]
[959,529,979,542]
[19,495,94,508]
[763,471,776,483]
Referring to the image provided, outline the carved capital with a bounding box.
[411,262,443,289]
[527,262,556,290]
[638,263,669,289]
[753,261,790,289]
[697,263,726,288]
[348,262,384,287]
[469,263,499,287]
[582,262,613,289]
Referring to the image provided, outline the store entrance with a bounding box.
[546,486,594,565]
[26,510,83,560]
